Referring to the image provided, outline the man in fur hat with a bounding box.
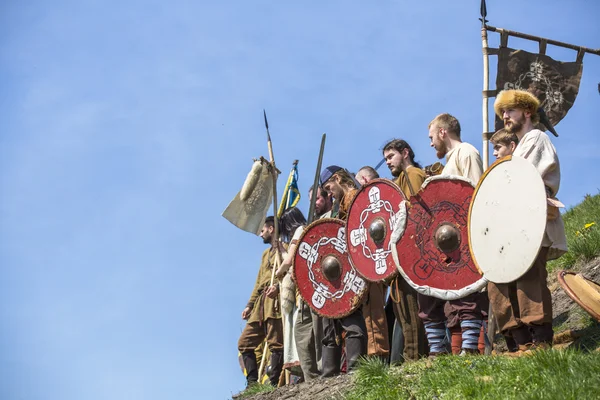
[489,90,568,354]
[422,114,486,356]
[318,166,368,376]
[238,216,284,387]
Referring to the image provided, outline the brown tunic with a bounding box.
[391,167,428,360]
[246,248,281,323]
[393,166,427,199]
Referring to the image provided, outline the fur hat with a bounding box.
[494,89,540,118]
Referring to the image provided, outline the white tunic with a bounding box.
[513,129,568,260]
[442,142,484,186]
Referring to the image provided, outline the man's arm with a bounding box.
[460,148,484,186]
[243,250,268,316]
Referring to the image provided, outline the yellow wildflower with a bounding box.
[584,222,596,229]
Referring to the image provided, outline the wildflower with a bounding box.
[576,231,581,236]
[584,222,596,229]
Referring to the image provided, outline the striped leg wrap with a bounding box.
[461,320,483,351]
[424,321,447,354]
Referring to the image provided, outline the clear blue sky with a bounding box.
[1,1,598,399]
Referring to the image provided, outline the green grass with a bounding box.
[234,383,275,399]
[344,351,600,400]
[548,193,600,272]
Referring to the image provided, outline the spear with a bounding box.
[307,134,327,224]
[258,109,282,381]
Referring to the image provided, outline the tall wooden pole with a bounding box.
[481,26,490,169]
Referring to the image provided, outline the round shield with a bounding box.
[468,156,547,284]
[346,179,406,282]
[557,270,600,322]
[293,218,368,318]
[391,176,487,300]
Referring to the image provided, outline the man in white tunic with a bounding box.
[489,89,568,354]
[419,113,486,356]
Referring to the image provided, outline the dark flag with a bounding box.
[495,48,583,131]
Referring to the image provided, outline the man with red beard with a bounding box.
[428,113,483,186]
[422,114,486,356]
[489,90,567,355]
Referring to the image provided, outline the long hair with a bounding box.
[332,169,358,190]
[279,207,307,243]
[382,139,422,169]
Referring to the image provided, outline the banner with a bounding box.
[495,47,583,130]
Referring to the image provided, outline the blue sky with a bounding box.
[0,1,598,399]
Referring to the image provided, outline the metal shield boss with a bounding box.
[294,218,367,318]
[346,179,406,282]
[469,156,547,284]
[391,176,487,300]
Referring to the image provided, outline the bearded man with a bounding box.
[422,114,486,356]
[318,166,368,376]
[489,90,568,354]
[238,216,284,387]
[382,139,428,361]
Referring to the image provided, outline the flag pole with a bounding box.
[258,109,283,383]
[480,0,490,170]
[480,1,495,356]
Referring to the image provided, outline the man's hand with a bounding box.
[265,285,279,299]
[241,306,251,320]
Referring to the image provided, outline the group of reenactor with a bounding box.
[236,89,567,389]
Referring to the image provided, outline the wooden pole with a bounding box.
[486,25,600,56]
[257,110,282,382]
[481,26,491,169]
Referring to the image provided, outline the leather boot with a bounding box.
[321,345,342,377]
[345,336,366,372]
[267,351,283,387]
[241,351,258,386]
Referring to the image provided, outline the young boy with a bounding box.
[490,129,519,159]
[489,128,521,353]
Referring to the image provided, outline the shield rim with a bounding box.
[293,217,368,318]
[391,175,488,300]
[557,270,600,322]
[468,155,546,284]
[346,178,405,283]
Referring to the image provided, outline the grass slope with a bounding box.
[548,193,600,272]
[345,352,600,400]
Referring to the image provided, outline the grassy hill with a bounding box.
[235,193,600,400]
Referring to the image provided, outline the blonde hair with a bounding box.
[429,113,461,139]
[332,169,358,190]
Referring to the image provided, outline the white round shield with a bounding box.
[468,155,547,284]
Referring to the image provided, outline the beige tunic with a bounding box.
[442,142,484,186]
[513,129,567,260]
[246,248,281,323]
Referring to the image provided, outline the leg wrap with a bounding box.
[460,320,483,351]
[424,321,447,354]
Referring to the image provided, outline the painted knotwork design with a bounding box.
[294,218,367,318]
[346,179,405,282]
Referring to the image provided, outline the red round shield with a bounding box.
[346,179,406,282]
[294,218,367,318]
[392,176,487,300]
